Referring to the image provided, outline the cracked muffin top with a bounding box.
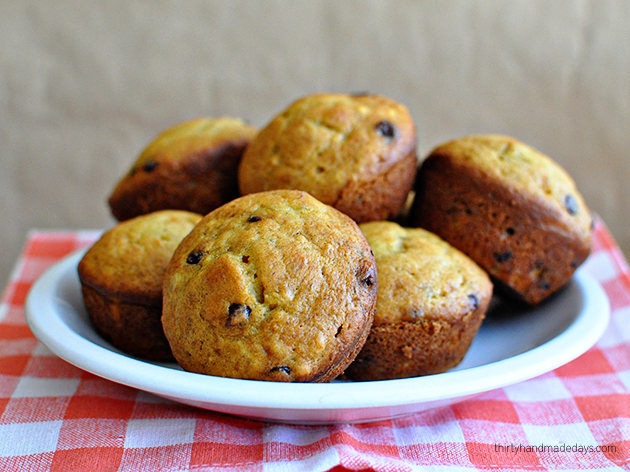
[237,93,417,223]
[161,190,377,382]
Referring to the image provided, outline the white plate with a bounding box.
[25,249,610,424]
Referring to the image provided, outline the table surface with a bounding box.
[1,219,628,472]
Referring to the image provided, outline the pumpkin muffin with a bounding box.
[238,93,417,223]
[344,221,493,381]
[162,190,377,382]
[411,135,592,305]
[109,117,258,221]
[78,210,202,360]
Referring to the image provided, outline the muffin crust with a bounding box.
[412,135,592,305]
[78,210,202,360]
[344,222,492,380]
[238,93,417,223]
[162,190,377,382]
[109,117,258,221]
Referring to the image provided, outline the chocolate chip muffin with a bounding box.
[344,222,492,381]
[162,190,377,382]
[108,117,258,221]
[78,210,202,360]
[238,93,417,223]
[411,134,592,305]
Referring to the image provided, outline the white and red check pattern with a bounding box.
[1,220,628,471]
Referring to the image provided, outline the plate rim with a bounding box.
[25,248,610,416]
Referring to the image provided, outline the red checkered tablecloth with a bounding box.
[1,220,629,471]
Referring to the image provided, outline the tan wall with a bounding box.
[2,1,629,288]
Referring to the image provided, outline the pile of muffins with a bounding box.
[78,92,592,382]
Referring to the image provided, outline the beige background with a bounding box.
[2,1,629,288]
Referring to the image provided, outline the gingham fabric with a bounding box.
[1,219,628,472]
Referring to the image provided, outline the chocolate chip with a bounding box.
[186,249,203,265]
[226,303,251,327]
[375,120,396,139]
[565,195,578,215]
[505,227,515,236]
[361,275,374,287]
[493,251,512,263]
[468,294,479,311]
[242,255,250,263]
[143,160,158,172]
[270,366,291,375]
[248,215,262,222]
[335,325,343,337]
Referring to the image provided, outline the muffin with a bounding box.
[238,93,417,223]
[344,222,493,381]
[162,190,377,382]
[78,210,202,360]
[411,134,592,305]
[108,117,258,221]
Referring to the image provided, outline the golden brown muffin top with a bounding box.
[359,221,492,326]
[238,93,416,205]
[162,190,377,382]
[78,210,202,304]
[427,135,592,234]
[128,116,258,172]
